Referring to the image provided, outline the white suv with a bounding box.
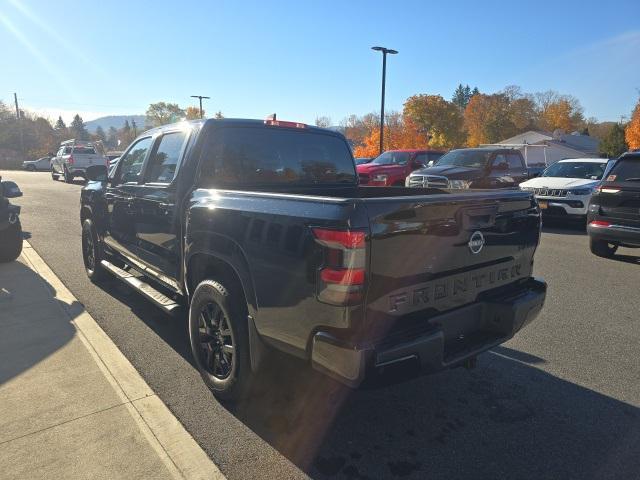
[519,158,610,221]
[51,140,108,183]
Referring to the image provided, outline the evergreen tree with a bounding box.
[95,126,107,143]
[131,119,138,137]
[600,123,628,158]
[70,114,89,140]
[214,111,224,119]
[471,87,480,97]
[452,84,467,109]
[107,126,118,149]
[54,116,66,130]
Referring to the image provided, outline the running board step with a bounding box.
[100,260,181,313]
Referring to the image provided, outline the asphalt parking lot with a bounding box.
[4,170,639,480]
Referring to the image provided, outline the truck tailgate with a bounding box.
[363,190,540,322]
[71,154,104,168]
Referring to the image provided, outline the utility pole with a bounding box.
[371,47,398,155]
[14,92,24,156]
[190,95,210,119]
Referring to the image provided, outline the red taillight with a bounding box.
[312,228,365,249]
[589,220,611,227]
[68,155,74,165]
[320,268,365,285]
[312,228,366,305]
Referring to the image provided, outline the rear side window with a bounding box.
[507,153,523,169]
[199,127,356,187]
[145,131,188,184]
[72,147,96,155]
[607,158,640,182]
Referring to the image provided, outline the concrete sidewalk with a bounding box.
[0,242,224,480]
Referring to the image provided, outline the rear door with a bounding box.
[132,129,190,285]
[598,156,640,227]
[507,151,528,184]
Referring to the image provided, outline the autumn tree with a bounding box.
[70,114,90,140]
[146,102,186,127]
[185,106,202,120]
[600,123,628,158]
[94,126,107,144]
[625,99,640,150]
[403,94,465,148]
[535,90,584,132]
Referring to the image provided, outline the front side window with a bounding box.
[118,137,154,184]
[199,127,356,187]
[145,131,188,184]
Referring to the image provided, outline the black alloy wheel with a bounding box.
[197,302,235,380]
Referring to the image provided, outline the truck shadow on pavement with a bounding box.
[90,276,640,480]
[230,349,640,480]
[0,260,82,385]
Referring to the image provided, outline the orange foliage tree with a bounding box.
[352,116,430,158]
[625,99,640,150]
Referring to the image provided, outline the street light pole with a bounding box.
[190,95,210,119]
[371,46,398,155]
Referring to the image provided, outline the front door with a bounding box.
[132,129,189,286]
[103,136,154,259]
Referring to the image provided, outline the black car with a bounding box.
[587,151,640,257]
[406,148,544,189]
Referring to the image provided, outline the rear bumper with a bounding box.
[311,277,547,387]
[588,222,640,246]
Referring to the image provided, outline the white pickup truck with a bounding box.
[51,140,108,183]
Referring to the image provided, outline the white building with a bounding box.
[496,130,601,166]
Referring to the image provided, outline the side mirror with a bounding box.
[1,181,22,198]
[85,165,108,182]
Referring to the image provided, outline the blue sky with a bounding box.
[1,0,639,124]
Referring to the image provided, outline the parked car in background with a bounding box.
[22,156,51,171]
[587,151,640,257]
[80,118,546,401]
[51,140,108,183]
[519,158,609,221]
[355,157,372,165]
[406,147,543,189]
[357,149,445,186]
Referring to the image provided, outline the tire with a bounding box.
[64,167,73,183]
[188,279,253,402]
[51,167,59,180]
[590,237,617,258]
[26,165,35,172]
[0,220,23,263]
[81,219,106,281]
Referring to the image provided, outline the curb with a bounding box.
[21,241,225,480]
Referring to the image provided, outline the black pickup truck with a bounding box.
[406,147,544,189]
[80,118,546,401]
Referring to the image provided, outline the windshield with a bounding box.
[542,162,606,179]
[434,150,491,168]
[371,151,410,166]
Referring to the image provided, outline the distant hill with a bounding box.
[85,115,147,133]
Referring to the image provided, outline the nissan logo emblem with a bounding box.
[468,231,484,254]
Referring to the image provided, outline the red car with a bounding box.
[357,149,445,186]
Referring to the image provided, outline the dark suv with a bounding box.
[587,151,640,257]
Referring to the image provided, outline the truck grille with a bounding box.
[530,188,568,198]
[408,175,449,188]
